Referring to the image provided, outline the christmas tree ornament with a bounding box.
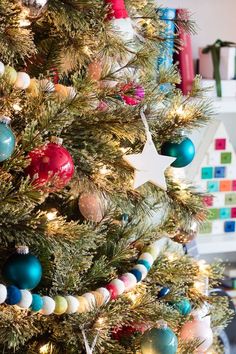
[180,319,213,352]
[30,294,43,312]
[65,295,79,314]
[123,108,175,190]
[113,322,148,341]
[20,0,48,20]
[0,62,5,76]
[121,213,129,225]
[119,273,137,291]
[160,138,195,168]
[25,137,74,191]
[3,66,17,84]
[14,72,31,90]
[88,61,103,81]
[54,84,69,98]
[39,79,55,92]
[82,293,96,310]
[41,296,55,315]
[172,229,196,244]
[171,298,192,316]
[157,287,170,299]
[5,285,22,305]
[76,296,90,313]
[109,279,125,296]
[26,78,40,96]
[105,0,135,41]
[2,246,42,290]
[96,287,111,304]
[54,295,68,315]
[79,192,105,222]
[0,117,16,162]
[120,83,145,106]
[132,264,148,280]
[141,326,178,354]
[17,289,33,309]
[0,284,7,304]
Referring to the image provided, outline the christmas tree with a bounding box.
[0,1,232,353]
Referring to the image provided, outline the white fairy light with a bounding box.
[46,210,57,221]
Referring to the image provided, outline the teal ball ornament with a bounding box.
[0,117,15,162]
[171,298,192,316]
[161,138,195,168]
[3,246,42,290]
[141,327,178,354]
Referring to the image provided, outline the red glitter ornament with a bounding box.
[25,138,74,192]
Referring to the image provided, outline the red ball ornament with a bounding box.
[25,138,74,192]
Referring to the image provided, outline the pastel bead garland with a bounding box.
[0,241,160,315]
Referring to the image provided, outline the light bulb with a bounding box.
[39,343,52,354]
[46,210,57,221]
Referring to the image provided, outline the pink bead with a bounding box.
[106,284,119,300]
[119,273,137,292]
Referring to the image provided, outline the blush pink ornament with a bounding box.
[78,192,106,222]
[180,319,213,353]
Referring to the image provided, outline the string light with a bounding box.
[126,291,139,303]
[46,209,57,221]
[198,259,210,275]
[19,9,31,28]
[12,103,22,112]
[99,165,111,175]
[176,105,184,115]
[119,147,129,154]
[39,343,52,354]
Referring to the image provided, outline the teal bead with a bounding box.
[141,327,178,354]
[0,122,15,162]
[171,298,192,316]
[31,294,43,312]
[161,138,195,168]
[137,259,151,271]
[3,253,42,290]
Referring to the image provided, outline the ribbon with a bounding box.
[140,105,152,143]
[202,39,236,97]
[81,328,99,354]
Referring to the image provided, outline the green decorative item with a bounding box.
[160,138,195,168]
[2,246,42,290]
[141,326,178,354]
[171,298,192,316]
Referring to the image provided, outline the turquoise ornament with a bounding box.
[161,138,195,168]
[3,246,42,290]
[137,259,151,271]
[171,298,192,316]
[141,327,178,354]
[31,294,43,312]
[0,117,15,162]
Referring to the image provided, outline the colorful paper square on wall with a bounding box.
[187,121,236,236]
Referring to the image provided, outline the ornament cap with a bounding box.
[16,245,29,255]
[156,320,168,329]
[51,136,63,145]
[0,116,11,125]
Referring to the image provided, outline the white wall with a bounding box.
[159,0,236,59]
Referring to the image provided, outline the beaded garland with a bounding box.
[0,241,160,316]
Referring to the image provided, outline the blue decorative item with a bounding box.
[161,138,195,168]
[0,117,15,162]
[137,259,151,271]
[121,213,129,225]
[31,294,43,312]
[130,268,142,282]
[141,326,178,354]
[5,285,22,305]
[3,246,42,290]
[171,298,192,316]
[158,287,170,299]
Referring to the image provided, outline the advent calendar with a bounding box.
[187,120,236,236]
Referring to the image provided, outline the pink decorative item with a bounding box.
[78,192,105,222]
[25,140,74,192]
[106,283,119,300]
[119,273,137,291]
[120,83,145,106]
[180,319,213,353]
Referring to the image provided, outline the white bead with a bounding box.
[17,290,32,309]
[0,62,5,76]
[110,279,125,295]
[41,296,55,315]
[0,284,7,303]
[15,72,31,90]
[121,273,137,291]
[82,293,96,309]
[39,79,55,92]
[96,287,110,304]
[133,264,148,280]
[139,252,154,266]
[65,295,79,314]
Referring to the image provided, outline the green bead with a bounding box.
[4,66,17,84]
[141,327,178,354]
[171,298,192,316]
[161,138,195,168]
[54,296,68,315]
[143,246,159,259]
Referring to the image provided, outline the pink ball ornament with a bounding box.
[25,139,74,192]
[180,319,213,353]
[79,192,106,222]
